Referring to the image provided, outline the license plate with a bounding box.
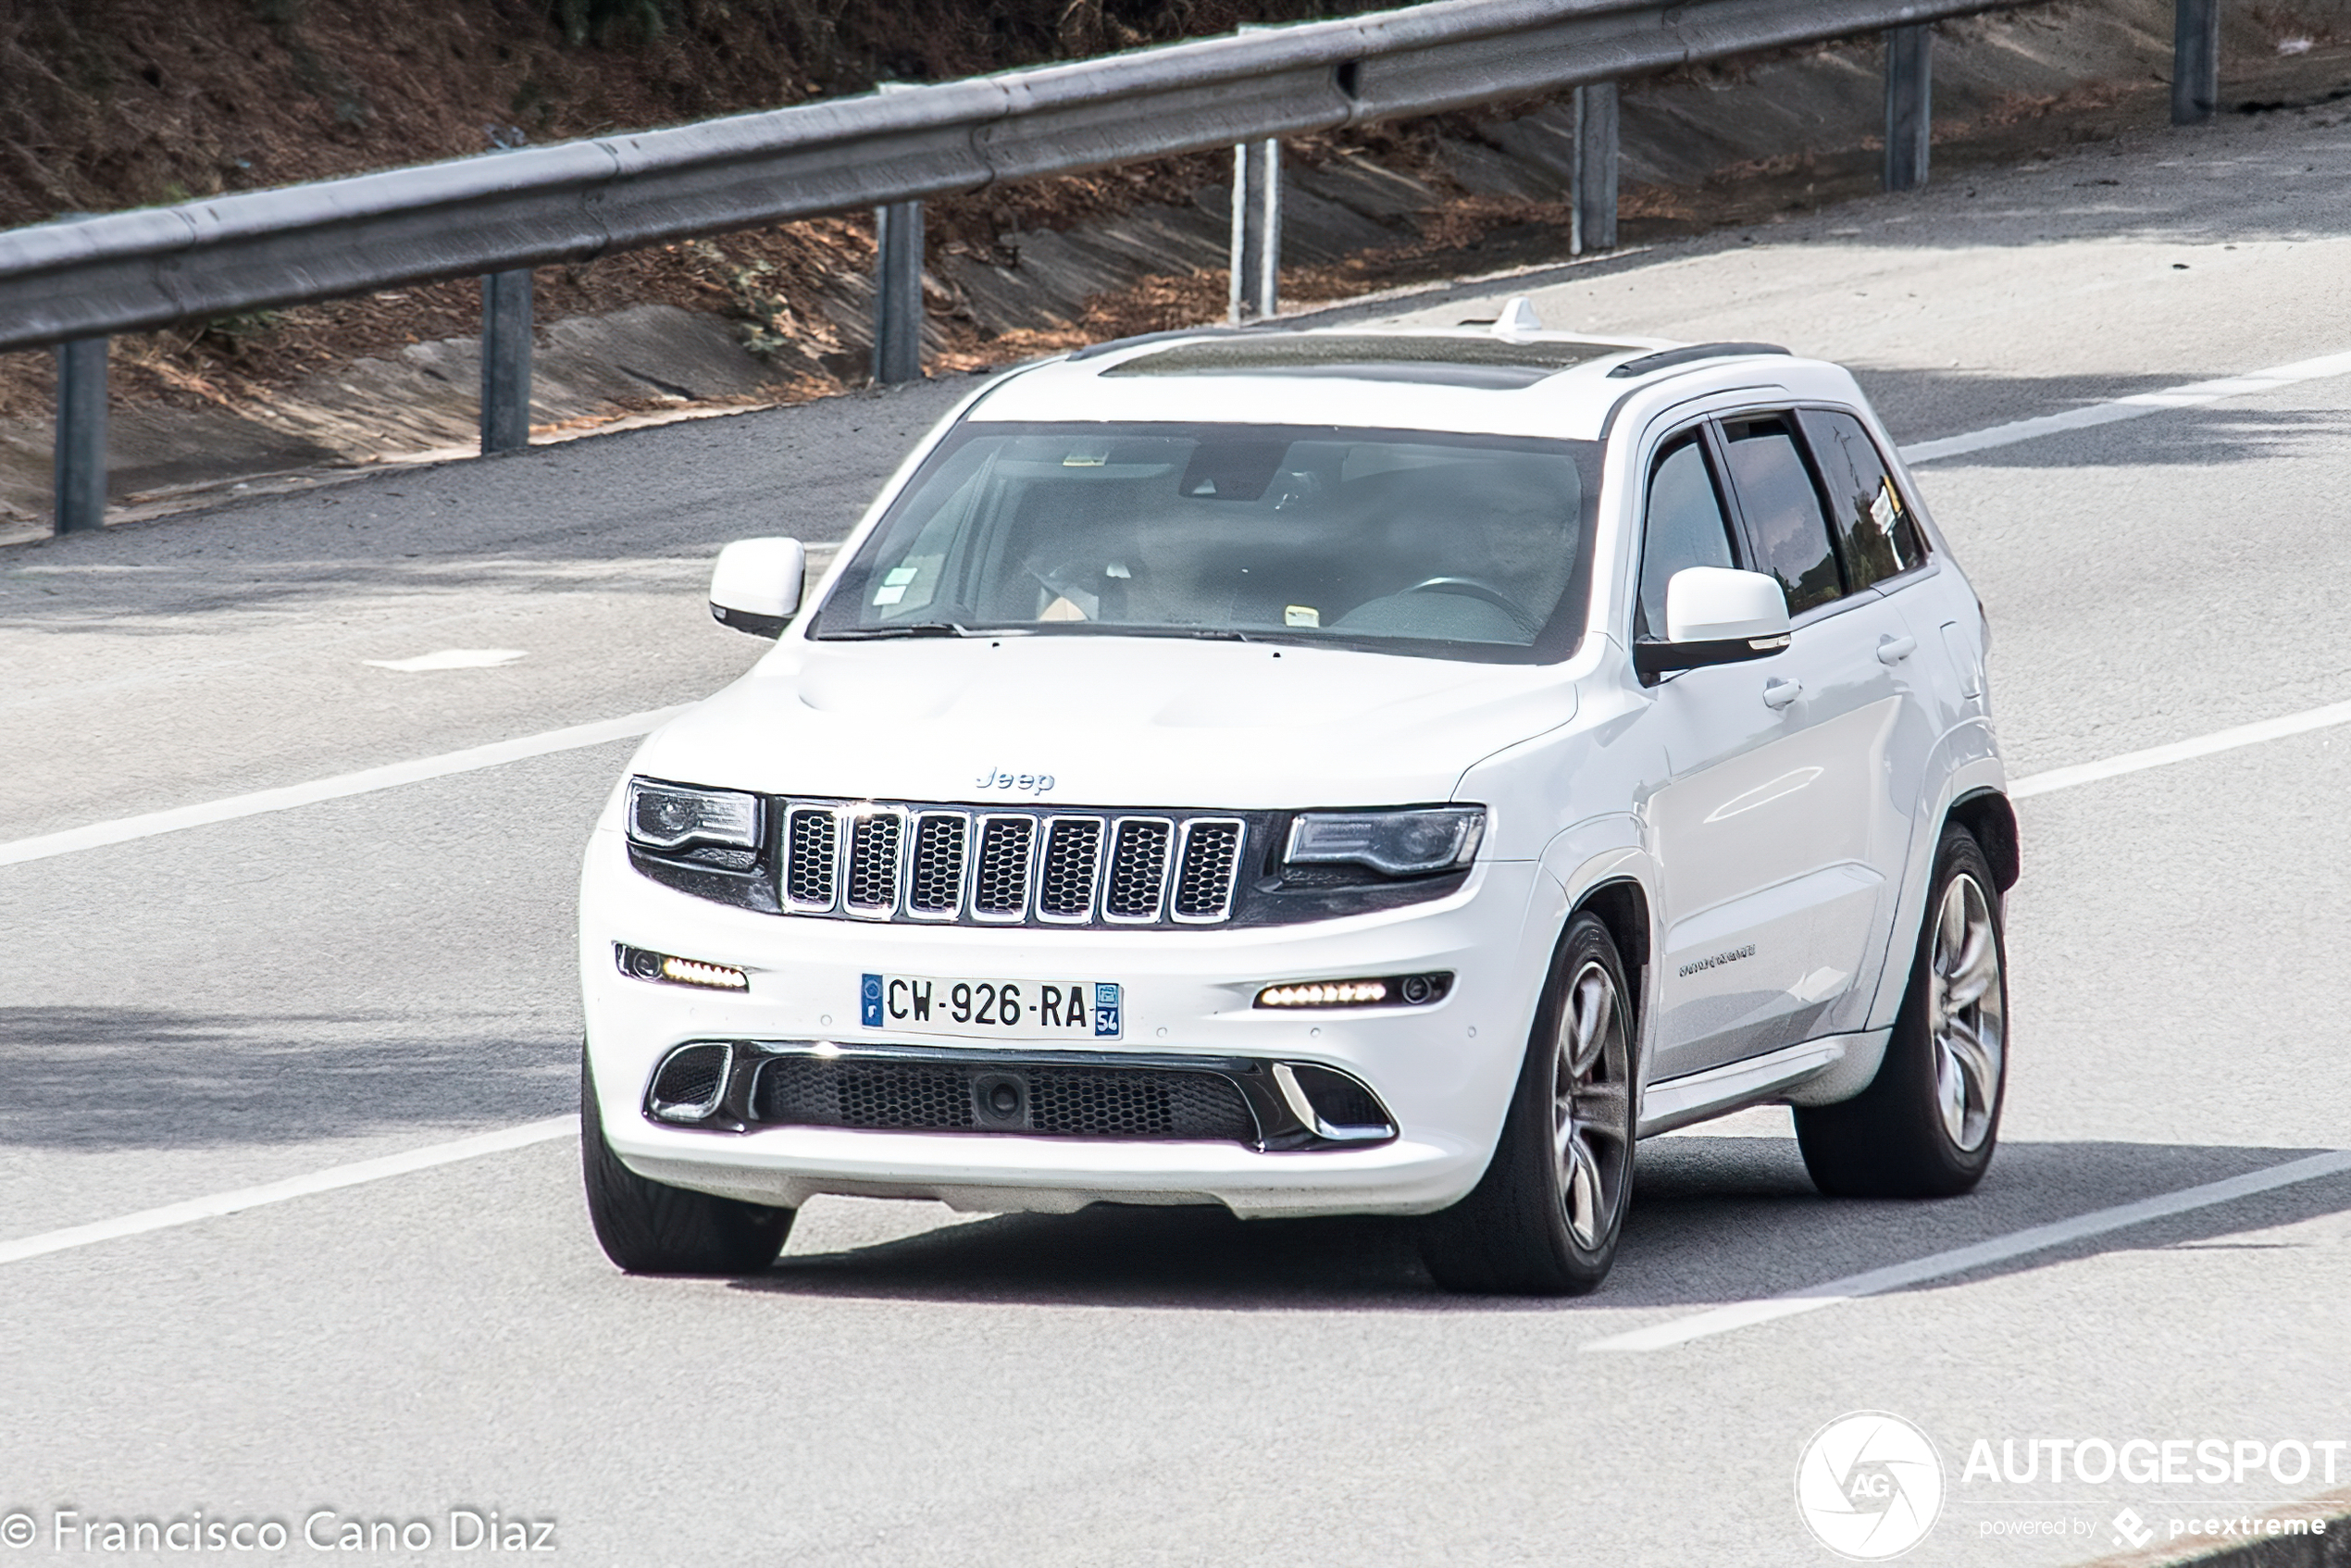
[859,974,1122,1039]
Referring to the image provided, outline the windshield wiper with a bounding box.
[829,621,976,640]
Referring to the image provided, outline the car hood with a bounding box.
[629,634,1578,809]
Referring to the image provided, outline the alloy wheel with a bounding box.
[1553,959,1633,1249]
[1929,872,2005,1152]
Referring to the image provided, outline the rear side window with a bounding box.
[1799,408,1928,590]
[1720,415,1843,616]
[1637,434,1737,639]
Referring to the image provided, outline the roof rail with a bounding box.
[1606,342,1791,380]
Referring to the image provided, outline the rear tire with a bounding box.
[1421,913,1636,1295]
[580,1050,793,1275]
[1795,826,2009,1199]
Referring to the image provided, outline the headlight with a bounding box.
[1285,807,1485,877]
[627,778,762,852]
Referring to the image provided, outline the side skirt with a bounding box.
[1636,1030,1891,1138]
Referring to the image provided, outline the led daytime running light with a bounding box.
[661,956,749,990]
[617,944,750,991]
[1259,980,1388,1008]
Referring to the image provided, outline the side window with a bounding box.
[1720,415,1843,616]
[1797,407,1928,591]
[1637,433,1737,640]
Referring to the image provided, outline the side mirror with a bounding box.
[709,538,806,639]
[1634,566,1792,676]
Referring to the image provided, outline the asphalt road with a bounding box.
[5,101,2351,1568]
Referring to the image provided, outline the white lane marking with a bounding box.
[364,648,528,672]
[2010,697,2351,798]
[1898,347,2351,465]
[1584,1149,2351,1352]
[0,706,685,868]
[0,1116,578,1269]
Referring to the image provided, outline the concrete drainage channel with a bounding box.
[0,304,784,541]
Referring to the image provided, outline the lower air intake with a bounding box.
[753,1057,1254,1144]
[647,1043,731,1122]
[1287,1063,1393,1130]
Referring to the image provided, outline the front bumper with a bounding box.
[580,827,1558,1217]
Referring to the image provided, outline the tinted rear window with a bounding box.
[1722,415,1844,616]
[1799,408,1928,590]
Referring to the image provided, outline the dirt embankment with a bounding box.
[2,0,2348,530]
[0,0,1372,417]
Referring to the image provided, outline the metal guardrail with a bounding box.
[0,0,2230,533]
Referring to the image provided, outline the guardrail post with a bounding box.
[1572,81,1619,255]
[1229,139,1281,323]
[2172,0,2221,124]
[479,268,533,454]
[52,335,108,535]
[1884,23,1934,192]
[874,199,925,384]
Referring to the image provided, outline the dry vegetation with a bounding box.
[0,0,1403,418]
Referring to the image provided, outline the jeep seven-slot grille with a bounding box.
[971,816,1033,920]
[784,808,839,909]
[1038,816,1103,920]
[773,800,1244,927]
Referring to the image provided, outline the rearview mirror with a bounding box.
[709,538,806,639]
[1634,566,1792,676]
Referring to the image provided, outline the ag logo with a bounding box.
[1795,1411,1944,1560]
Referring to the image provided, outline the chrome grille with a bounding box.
[971,815,1034,922]
[1103,817,1173,923]
[784,807,839,910]
[1173,818,1246,923]
[774,798,1245,927]
[906,812,968,918]
[844,809,903,914]
[1038,816,1104,922]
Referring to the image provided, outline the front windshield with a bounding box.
[810,421,1598,662]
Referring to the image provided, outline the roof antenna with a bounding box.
[1491,296,1543,338]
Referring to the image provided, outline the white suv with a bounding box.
[578,313,2015,1294]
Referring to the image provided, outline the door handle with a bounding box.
[1876,634,1918,665]
[1762,678,1803,710]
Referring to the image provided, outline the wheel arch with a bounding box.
[1574,876,1651,970]
[1947,787,2020,890]
[1570,876,1652,1035]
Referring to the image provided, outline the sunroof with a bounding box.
[1100,334,1633,390]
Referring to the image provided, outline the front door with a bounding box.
[1640,413,1921,1078]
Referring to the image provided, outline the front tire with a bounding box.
[1421,913,1636,1295]
[1795,826,2009,1198]
[580,1050,793,1275]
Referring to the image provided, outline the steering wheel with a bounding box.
[1403,576,1537,634]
